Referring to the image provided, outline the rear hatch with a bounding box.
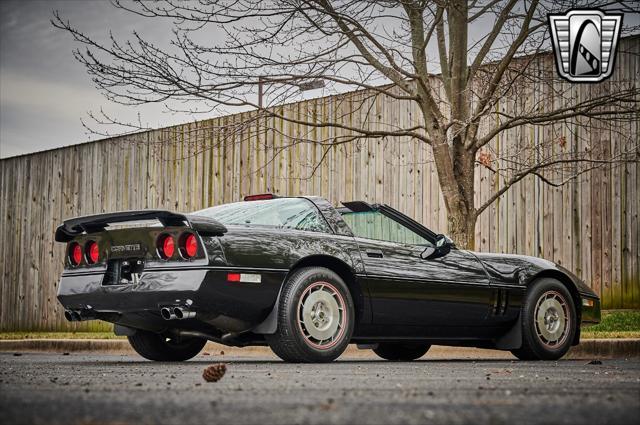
[57,210,226,285]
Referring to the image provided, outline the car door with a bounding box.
[341,204,491,329]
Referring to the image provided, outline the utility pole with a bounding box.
[258,76,265,109]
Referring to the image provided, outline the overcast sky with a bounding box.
[0,0,332,159]
[0,0,182,158]
[1,1,637,159]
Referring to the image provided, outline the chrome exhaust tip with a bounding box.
[173,307,196,320]
[160,307,176,320]
[64,310,75,322]
[64,309,94,322]
[64,310,82,322]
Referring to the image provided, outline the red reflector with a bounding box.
[70,243,82,266]
[159,235,175,259]
[243,193,275,201]
[227,273,241,282]
[86,241,99,264]
[184,234,198,258]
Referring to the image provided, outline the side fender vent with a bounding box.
[492,289,509,316]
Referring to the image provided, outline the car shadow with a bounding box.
[64,357,567,367]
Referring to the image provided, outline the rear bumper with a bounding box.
[57,267,286,332]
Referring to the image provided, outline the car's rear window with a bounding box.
[194,198,332,233]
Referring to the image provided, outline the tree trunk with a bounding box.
[447,208,476,250]
[432,143,477,251]
[449,148,477,250]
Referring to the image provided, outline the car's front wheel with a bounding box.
[373,343,430,361]
[511,277,577,361]
[266,266,354,363]
[127,330,206,361]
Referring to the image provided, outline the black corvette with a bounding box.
[55,195,600,362]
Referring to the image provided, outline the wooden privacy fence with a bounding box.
[0,38,638,331]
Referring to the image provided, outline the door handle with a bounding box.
[366,249,384,258]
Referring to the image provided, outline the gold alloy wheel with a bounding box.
[297,281,347,349]
[534,290,570,348]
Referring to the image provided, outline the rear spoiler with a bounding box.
[55,210,227,242]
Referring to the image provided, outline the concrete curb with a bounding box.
[0,339,132,354]
[566,338,640,359]
[1,338,638,359]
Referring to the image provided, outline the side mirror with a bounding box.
[420,234,452,259]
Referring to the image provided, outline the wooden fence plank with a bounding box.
[0,38,638,330]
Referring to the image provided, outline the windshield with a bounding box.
[194,198,332,233]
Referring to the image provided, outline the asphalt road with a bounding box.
[1,351,639,425]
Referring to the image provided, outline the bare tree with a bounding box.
[53,0,640,249]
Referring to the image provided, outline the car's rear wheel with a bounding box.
[128,330,206,361]
[373,343,430,361]
[511,278,577,361]
[266,267,354,363]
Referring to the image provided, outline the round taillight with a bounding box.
[183,233,198,258]
[86,241,99,264]
[69,242,82,266]
[158,234,175,259]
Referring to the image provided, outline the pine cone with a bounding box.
[203,363,227,382]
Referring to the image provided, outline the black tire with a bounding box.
[373,343,431,361]
[511,278,577,361]
[127,330,206,361]
[266,266,355,363]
